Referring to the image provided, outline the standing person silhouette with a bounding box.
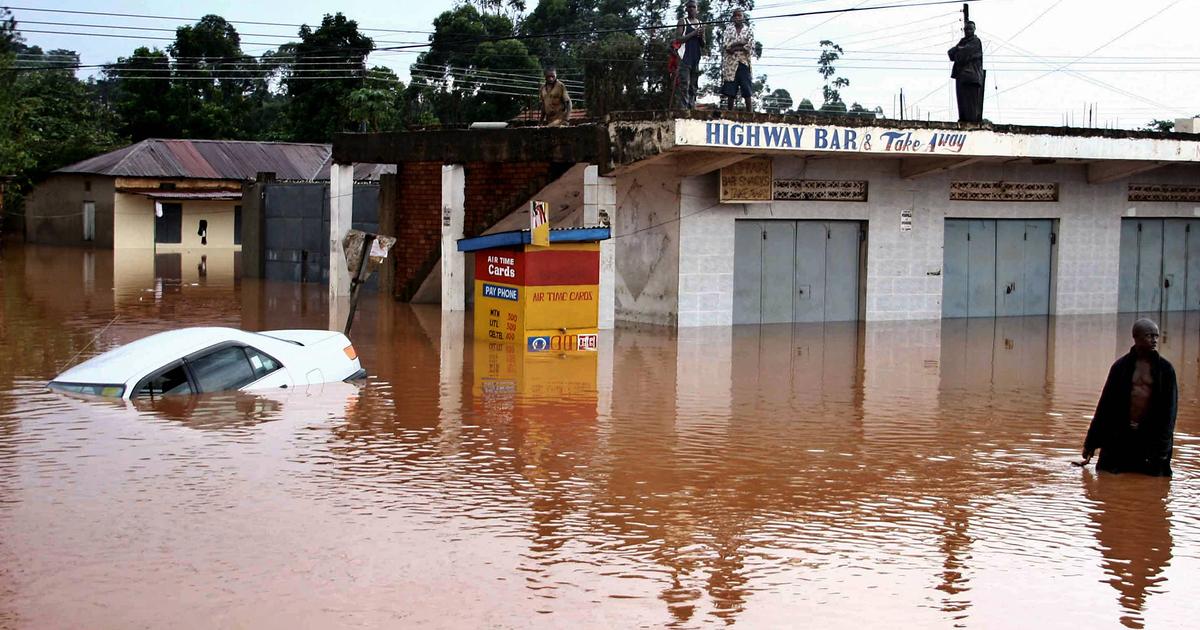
[720,9,754,112]
[947,20,984,123]
[674,0,705,110]
[1081,319,1178,477]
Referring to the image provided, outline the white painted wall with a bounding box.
[613,164,682,327]
[657,155,1200,326]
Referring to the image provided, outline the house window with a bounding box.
[233,205,242,245]
[155,202,182,244]
[158,182,176,190]
[83,180,91,192]
[82,201,95,241]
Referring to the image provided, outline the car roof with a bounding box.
[54,327,277,385]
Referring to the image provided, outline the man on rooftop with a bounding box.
[539,67,572,127]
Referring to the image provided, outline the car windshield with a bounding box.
[48,382,126,398]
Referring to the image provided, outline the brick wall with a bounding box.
[386,161,567,300]
[391,162,442,300]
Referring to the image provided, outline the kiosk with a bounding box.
[457,227,610,353]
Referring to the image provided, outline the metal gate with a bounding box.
[262,183,379,285]
[942,219,1054,318]
[1118,218,1200,312]
[734,220,864,324]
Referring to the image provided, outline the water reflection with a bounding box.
[1083,471,1173,629]
[1,245,1199,628]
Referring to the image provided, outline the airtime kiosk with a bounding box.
[457,225,610,407]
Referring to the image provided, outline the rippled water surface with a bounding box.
[1,245,1199,628]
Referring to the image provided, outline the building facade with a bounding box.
[332,113,1200,326]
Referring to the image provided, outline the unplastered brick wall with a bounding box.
[387,161,560,300]
[463,162,557,236]
[392,162,442,300]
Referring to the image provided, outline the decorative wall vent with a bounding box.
[950,181,1058,202]
[1128,183,1200,203]
[774,179,868,202]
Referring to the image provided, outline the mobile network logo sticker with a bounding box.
[527,336,551,352]
[482,283,519,301]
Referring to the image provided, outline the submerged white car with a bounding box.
[49,327,365,400]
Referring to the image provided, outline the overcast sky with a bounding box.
[9,0,1197,129]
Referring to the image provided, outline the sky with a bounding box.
[7,0,1198,129]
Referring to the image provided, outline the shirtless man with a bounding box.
[1082,319,1178,476]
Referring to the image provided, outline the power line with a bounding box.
[991,0,1183,99]
[978,29,1173,110]
[13,19,426,46]
[376,0,985,52]
[3,5,433,35]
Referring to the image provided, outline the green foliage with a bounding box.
[0,43,122,226]
[348,67,406,132]
[1140,119,1174,133]
[285,13,375,142]
[818,40,848,107]
[410,4,542,125]
[582,32,643,118]
[763,88,792,115]
[796,98,815,112]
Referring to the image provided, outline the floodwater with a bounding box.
[1,244,1199,629]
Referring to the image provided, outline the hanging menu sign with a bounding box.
[719,157,773,204]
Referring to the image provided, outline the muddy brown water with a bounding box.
[1,245,1198,628]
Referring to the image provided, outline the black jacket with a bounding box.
[1084,348,1178,476]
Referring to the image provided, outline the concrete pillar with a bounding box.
[441,164,466,311]
[585,165,617,330]
[329,163,354,299]
[328,163,354,331]
[437,310,466,453]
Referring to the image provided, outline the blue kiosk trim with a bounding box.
[457,227,611,253]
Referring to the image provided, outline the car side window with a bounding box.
[135,363,193,398]
[244,346,281,380]
[188,346,257,393]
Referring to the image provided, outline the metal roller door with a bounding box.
[733,220,865,324]
[1118,219,1200,312]
[942,219,1054,318]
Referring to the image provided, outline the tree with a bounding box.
[796,98,815,112]
[347,67,406,132]
[411,4,541,126]
[817,40,848,108]
[0,41,121,231]
[167,15,268,138]
[98,16,277,140]
[582,32,643,117]
[284,13,374,142]
[1140,119,1174,133]
[102,47,173,140]
[763,88,792,115]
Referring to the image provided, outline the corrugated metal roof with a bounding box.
[56,139,336,181]
[311,155,397,182]
[129,191,244,200]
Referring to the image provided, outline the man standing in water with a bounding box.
[1082,319,1178,476]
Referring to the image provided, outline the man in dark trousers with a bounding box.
[1082,319,1178,476]
[674,0,705,110]
[947,20,984,123]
